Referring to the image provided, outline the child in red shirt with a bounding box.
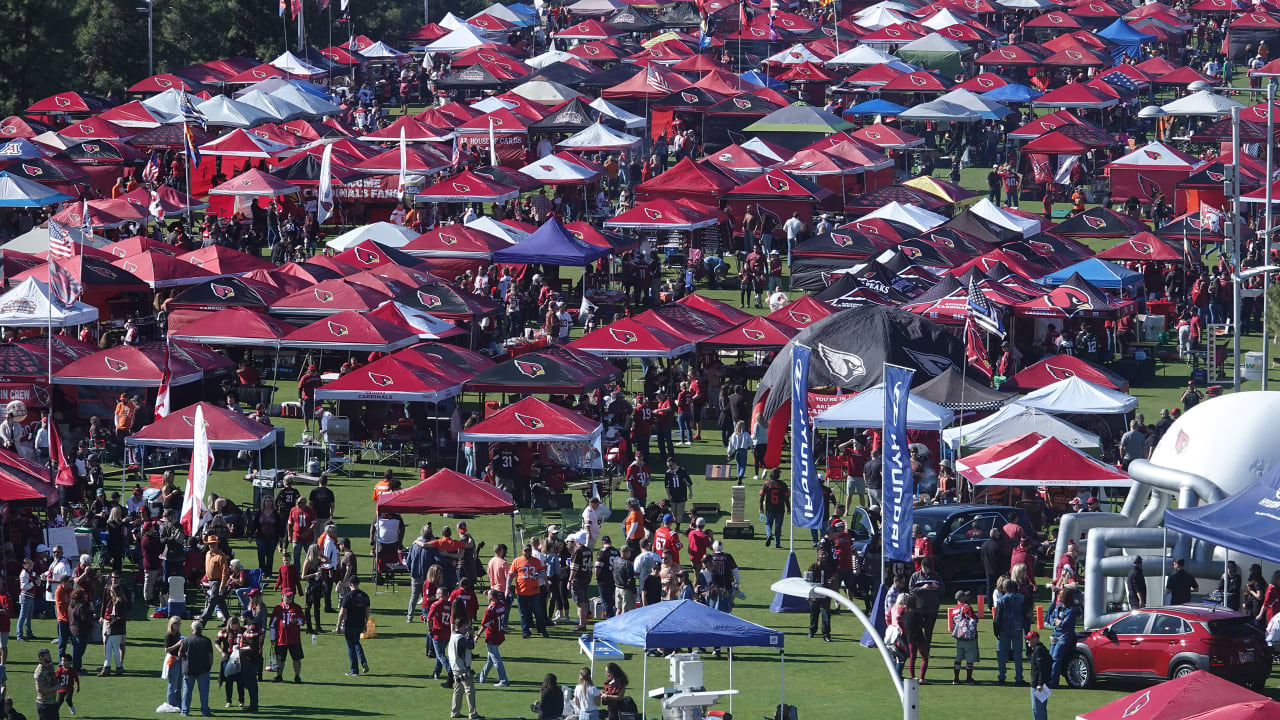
[476,589,508,686]
[56,653,79,714]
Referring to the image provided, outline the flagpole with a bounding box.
[956,315,969,499]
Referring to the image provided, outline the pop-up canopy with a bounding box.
[1016,375,1138,415]
[0,278,99,327]
[572,317,697,358]
[459,396,601,442]
[315,356,464,403]
[377,468,516,515]
[813,383,955,430]
[942,404,1100,449]
[957,432,1131,487]
[126,401,278,450]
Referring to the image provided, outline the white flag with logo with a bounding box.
[180,404,212,535]
[317,142,335,224]
[488,117,498,167]
[397,127,408,193]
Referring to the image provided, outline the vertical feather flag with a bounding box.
[488,117,498,167]
[318,142,335,223]
[180,404,212,535]
[397,127,408,192]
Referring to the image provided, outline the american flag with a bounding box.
[47,220,76,260]
[141,151,161,184]
[966,276,1005,336]
[450,134,462,168]
[47,257,82,310]
[645,66,671,93]
[1098,72,1139,98]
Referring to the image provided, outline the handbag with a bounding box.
[224,648,242,677]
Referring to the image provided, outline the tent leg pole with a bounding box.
[728,647,733,715]
[779,649,785,714]
[642,652,647,719]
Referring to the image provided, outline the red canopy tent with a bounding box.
[269,279,392,317]
[571,317,697,358]
[1104,141,1197,203]
[127,401,278,450]
[315,356,463,402]
[99,235,178,259]
[113,252,216,289]
[957,432,1130,487]
[724,170,835,232]
[169,307,297,347]
[27,92,112,115]
[0,449,59,502]
[675,293,753,325]
[52,343,210,387]
[1095,232,1184,261]
[464,345,620,394]
[365,302,465,341]
[1076,671,1267,720]
[767,296,837,330]
[415,170,519,203]
[377,469,515,515]
[280,309,417,351]
[402,226,512,258]
[850,123,924,150]
[634,157,738,206]
[999,353,1130,392]
[460,396,600,442]
[701,316,798,350]
[179,245,275,275]
[605,198,719,230]
[601,66,692,100]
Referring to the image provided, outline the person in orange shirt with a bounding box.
[427,528,466,587]
[506,545,548,639]
[372,469,400,502]
[622,498,645,553]
[54,577,72,658]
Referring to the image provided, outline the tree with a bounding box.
[0,0,77,116]
[74,0,148,99]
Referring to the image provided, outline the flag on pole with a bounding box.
[790,344,824,530]
[487,117,498,167]
[47,257,81,310]
[966,276,1004,336]
[155,342,172,418]
[645,66,671,93]
[398,127,409,193]
[291,0,302,19]
[882,363,916,562]
[180,403,212,535]
[317,142,335,224]
[183,123,201,169]
[450,134,462,168]
[965,323,993,379]
[149,189,165,221]
[739,1,747,30]
[79,199,91,238]
[279,0,286,16]
[1200,203,1223,233]
[141,151,162,184]
[47,220,76,260]
[48,420,76,488]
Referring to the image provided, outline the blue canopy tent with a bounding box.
[1164,465,1280,565]
[592,599,785,715]
[492,217,612,266]
[981,84,1044,104]
[739,70,787,90]
[844,98,908,117]
[1096,19,1157,63]
[1040,258,1143,291]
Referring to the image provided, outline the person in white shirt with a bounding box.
[33,415,49,462]
[633,542,660,581]
[389,206,407,226]
[580,497,608,548]
[556,303,572,344]
[43,546,72,603]
[319,524,341,613]
[125,486,147,515]
[316,406,335,443]
[572,667,602,720]
[782,212,805,244]
[462,206,478,224]
[0,411,25,453]
[815,213,833,235]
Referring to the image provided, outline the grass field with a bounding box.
[9,152,1280,720]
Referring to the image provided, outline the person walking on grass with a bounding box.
[53,654,77,716]
[994,579,1026,685]
[35,647,58,720]
[446,598,481,720]
[948,591,979,685]
[334,576,371,676]
[1028,631,1052,720]
[175,620,214,717]
[476,589,508,688]
[269,590,305,685]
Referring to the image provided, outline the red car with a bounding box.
[1066,604,1271,690]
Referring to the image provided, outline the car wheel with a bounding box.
[1170,662,1197,680]
[1065,653,1093,689]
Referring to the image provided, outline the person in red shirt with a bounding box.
[686,518,711,568]
[297,366,322,433]
[653,515,683,565]
[287,497,316,568]
[269,590,306,684]
[688,374,705,442]
[829,521,860,605]
[476,589,508,686]
[653,390,674,458]
[631,395,652,458]
[912,525,934,573]
[675,382,694,446]
[625,452,651,505]
[449,578,479,623]
[275,560,301,597]
[426,588,453,685]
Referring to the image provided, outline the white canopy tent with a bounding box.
[466,215,530,242]
[1159,90,1245,117]
[861,201,947,231]
[325,221,419,251]
[565,0,627,15]
[588,97,645,129]
[921,8,970,29]
[268,85,341,116]
[1,225,107,254]
[854,6,910,29]
[270,51,326,77]
[510,79,586,105]
[766,44,824,65]
[519,154,599,184]
[897,100,982,122]
[470,4,536,26]
[196,95,273,128]
[140,88,201,124]
[469,97,517,114]
[1016,376,1138,415]
[900,32,971,53]
[969,197,1041,237]
[0,277,99,327]
[826,45,900,66]
[237,90,310,122]
[942,404,1101,449]
[527,49,584,69]
[936,88,1013,119]
[422,24,490,54]
[557,122,643,151]
[813,384,955,430]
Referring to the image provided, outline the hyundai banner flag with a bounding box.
[791,344,824,530]
[882,363,915,562]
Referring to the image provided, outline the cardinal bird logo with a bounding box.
[742,328,766,341]
[1207,171,1225,182]
[1187,218,1204,230]
[765,174,790,192]
[54,96,71,108]
[931,234,955,248]
[315,288,334,302]
[865,130,881,140]
[945,27,963,37]
[1088,3,1104,10]
[22,163,42,176]
[111,247,127,258]
[644,208,663,220]
[789,310,812,325]
[514,359,545,378]
[585,45,600,55]
[1130,239,1153,255]
[1122,692,1151,718]
[452,183,470,192]
[1136,174,1162,200]
[1142,149,1163,160]
[886,28,901,37]
[1082,215,1106,230]
[902,246,921,259]
[1065,50,1083,60]
[999,49,1016,59]
[211,283,235,299]
[1028,240,1054,255]
[32,384,50,406]
[1175,429,1190,454]
[680,92,699,104]
[1254,13,1268,23]
[977,78,994,88]
[733,98,751,110]
[854,222,879,235]
[83,143,100,154]
[122,261,138,273]
[252,69,267,79]
[89,265,117,279]
[79,123,95,135]
[610,328,638,344]
[751,28,765,36]
[1049,13,1062,22]
[369,372,394,386]
[1045,363,1077,381]
[966,0,980,6]
[0,127,14,136]
[328,321,348,337]
[910,74,927,86]
[832,234,854,247]
[781,18,794,26]
[104,357,128,373]
[354,246,380,265]
[817,343,865,382]
[1049,287,1090,316]
[417,292,442,308]
[515,412,544,430]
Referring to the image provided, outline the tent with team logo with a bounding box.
[464,344,621,393]
[999,354,1131,393]
[1104,140,1197,203]
[571,316,697,358]
[1049,206,1150,238]
[279,310,418,352]
[701,316,798,351]
[126,401,278,450]
[376,468,516,515]
[315,355,465,402]
[0,278,99,327]
[387,283,504,321]
[51,341,222,387]
[459,395,601,442]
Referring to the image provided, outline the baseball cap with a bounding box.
[248,589,261,597]
[1087,496,1099,503]
[712,540,723,552]
[1025,630,1039,640]
[663,513,674,523]
[695,517,705,527]
[1069,497,1081,506]
[456,521,467,530]
[600,535,612,545]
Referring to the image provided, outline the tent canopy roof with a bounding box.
[126,401,277,450]
[813,383,955,430]
[376,468,516,515]
[593,599,784,649]
[459,396,601,441]
[1016,375,1138,415]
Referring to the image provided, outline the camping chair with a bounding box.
[515,507,546,546]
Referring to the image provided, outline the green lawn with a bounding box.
[11,144,1280,719]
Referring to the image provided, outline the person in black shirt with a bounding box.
[864,449,883,507]
[275,478,301,520]
[595,537,620,619]
[568,534,593,632]
[335,576,371,676]
[1165,558,1199,605]
[1127,557,1147,609]
[309,475,335,523]
[663,457,693,523]
[708,542,739,613]
[980,528,1003,609]
[759,469,789,549]
[641,564,663,607]
[491,443,521,502]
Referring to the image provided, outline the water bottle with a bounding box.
[759,513,765,521]
[736,588,747,600]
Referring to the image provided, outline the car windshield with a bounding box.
[945,514,1005,544]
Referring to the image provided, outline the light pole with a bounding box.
[1264,81,1275,390]
[771,577,918,720]
[137,0,154,77]
[1231,106,1243,392]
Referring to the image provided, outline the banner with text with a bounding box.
[791,345,825,530]
[882,363,916,562]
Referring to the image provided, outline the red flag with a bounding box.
[155,342,172,418]
[48,420,76,488]
[966,323,993,380]
[291,0,302,19]
[739,1,748,28]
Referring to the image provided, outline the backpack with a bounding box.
[951,608,977,640]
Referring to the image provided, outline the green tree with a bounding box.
[74,0,148,98]
[0,0,77,116]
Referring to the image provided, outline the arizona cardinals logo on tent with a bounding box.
[1143,149,1162,160]
[902,246,921,259]
[644,208,663,220]
[1130,239,1153,255]
[1028,241,1054,255]
[453,183,470,192]
[82,143,100,154]
[354,246,380,265]
[817,343,865,382]
[910,74,927,86]
[610,328,638,344]
[515,412,544,430]
[886,28,901,37]
[1083,215,1106,229]
[831,234,854,247]
[977,78,994,88]
[1065,50,1082,60]
[743,328,767,341]
[515,360,545,378]
[417,292,441,307]
[328,321,348,336]
[123,261,138,273]
[1088,3,1104,10]
[54,96,71,108]
[999,49,1015,59]
[315,288,333,302]
[765,174,789,192]
[90,265,117,279]
[1136,174,1162,200]
[1049,13,1062,22]
[369,372,393,386]
[681,91,699,103]
[902,348,953,376]
[751,27,765,36]
[439,234,458,246]
[1175,429,1190,453]
[156,77,172,88]
[105,357,127,372]
[854,222,879,235]
[585,45,600,55]
[789,310,812,325]
[1050,287,1090,316]
[1254,13,1268,22]
[211,283,235,299]
[1045,363,1077,381]
[1207,171,1225,182]
[1122,691,1151,718]
[32,385,50,406]
[22,163,41,176]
